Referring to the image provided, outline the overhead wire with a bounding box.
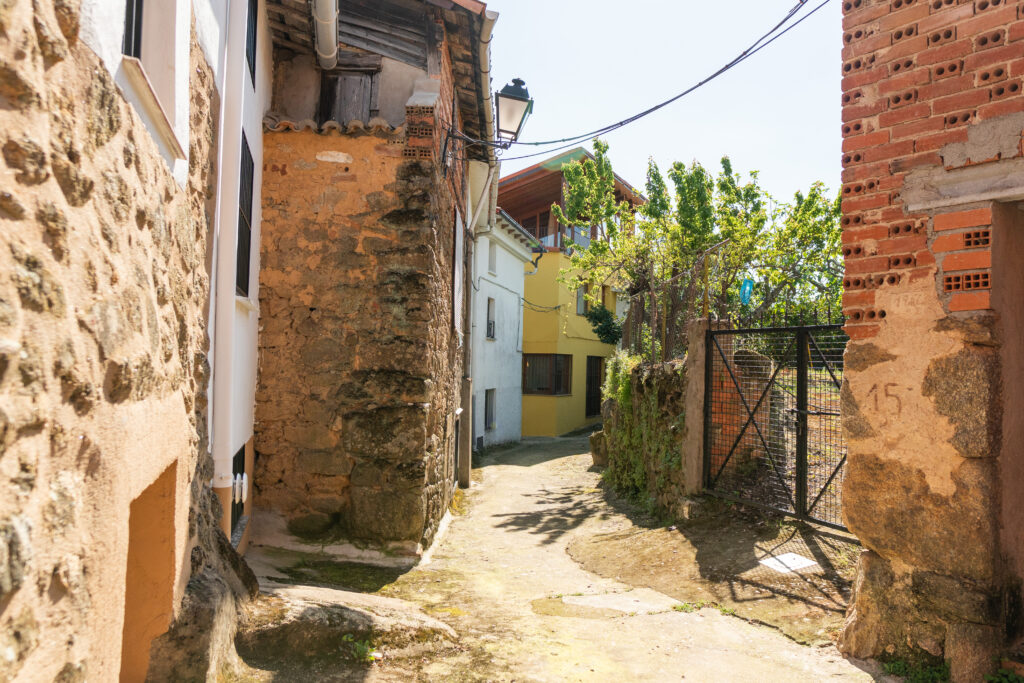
[450,0,834,163]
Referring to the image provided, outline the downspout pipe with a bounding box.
[458,8,499,488]
[211,0,249,534]
[312,0,338,70]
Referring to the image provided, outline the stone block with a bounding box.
[346,485,424,541]
[295,450,352,476]
[342,406,427,460]
[590,430,608,467]
[844,454,999,582]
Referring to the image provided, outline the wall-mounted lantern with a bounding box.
[495,78,533,148]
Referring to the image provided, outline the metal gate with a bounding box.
[702,324,849,530]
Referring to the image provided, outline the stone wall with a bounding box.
[593,359,692,515]
[838,1,1024,678]
[592,322,707,516]
[0,4,252,680]
[256,125,462,551]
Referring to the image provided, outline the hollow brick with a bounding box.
[977,97,1024,119]
[931,87,992,113]
[843,68,889,90]
[942,249,992,270]
[892,116,946,139]
[846,255,894,274]
[934,206,992,230]
[880,4,931,31]
[918,3,975,34]
[964,43,1019,70]
[844,323,882,340]
[949,290,991,311]
[957,6,1019,38]
[917,38,974,65]
[915,127,969,151]
[843,130,892,152]
[879,68,933,95]
[918,73,975,100]
[890,150,944,171]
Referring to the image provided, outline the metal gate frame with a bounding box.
[702,323,848,531]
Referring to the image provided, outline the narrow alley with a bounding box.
[238,436,880,681]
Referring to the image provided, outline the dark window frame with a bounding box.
[122,0,144,58]
[486,297,496,339]
[230,445,245,531]
[484,388,496,431]
[522,353,572,396]
[236,133,254,297]
[245,0,258,84]
[576,284,590,316]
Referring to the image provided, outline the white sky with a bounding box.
[485,0,843,203]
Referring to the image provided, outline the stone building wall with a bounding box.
[0,3,252,680]
[256,123,462,552]
[837,0,1024,677]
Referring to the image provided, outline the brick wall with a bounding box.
[838,1,1024,677]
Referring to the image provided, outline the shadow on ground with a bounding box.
[568,472,859,645]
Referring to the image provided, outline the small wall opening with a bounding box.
[120,462,177,682]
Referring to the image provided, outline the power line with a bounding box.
[453,0,834,163]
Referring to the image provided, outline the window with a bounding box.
[246,0,258,84]
[488,240,497,274]
[484,389,496,431]
[230,445,245,531]
[486,298,496,339]
[236,133,254,297]
[523,354,572,395]
[122,0,143,58]
[521,215,537,236]
[538,210,550,238]
[576,284,589,316]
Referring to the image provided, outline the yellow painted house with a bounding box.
[498,149,643,437]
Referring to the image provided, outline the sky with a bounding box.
[485,0,843,204]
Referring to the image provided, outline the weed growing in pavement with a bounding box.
[882,658,949,682]
[341,634,379,664]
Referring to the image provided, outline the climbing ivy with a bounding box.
[600,352,687,508]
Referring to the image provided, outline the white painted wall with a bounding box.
[80,0,192,183]
[471,224,532,448]
[80,0,272,503]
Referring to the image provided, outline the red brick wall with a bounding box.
[840,0,1023,338]
[838,1,1024,674]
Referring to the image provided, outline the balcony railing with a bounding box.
[536,228,591,251]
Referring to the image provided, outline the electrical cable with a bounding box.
[452,0,834,162]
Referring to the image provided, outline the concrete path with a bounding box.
[372,435,881,682]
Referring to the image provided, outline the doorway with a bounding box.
[120,463,176,682]
[586,356,604,418]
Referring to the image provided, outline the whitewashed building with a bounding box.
[471,209,537,449]
[80,0,273,546]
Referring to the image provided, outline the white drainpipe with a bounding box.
[312,0,338,70]
[458,9,500,486]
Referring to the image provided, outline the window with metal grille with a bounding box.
[486,298,496,339]
[245,0,257,84]
[484,389,496,430]
[122,0,143,58]
[236,133,254,297]
[523,354,572,395]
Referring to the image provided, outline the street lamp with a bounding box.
[495,78,533,148]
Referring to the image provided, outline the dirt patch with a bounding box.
[568,496,859,644]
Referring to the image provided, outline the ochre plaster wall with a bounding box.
[521,251,617,436]
[838,1,1024,678]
